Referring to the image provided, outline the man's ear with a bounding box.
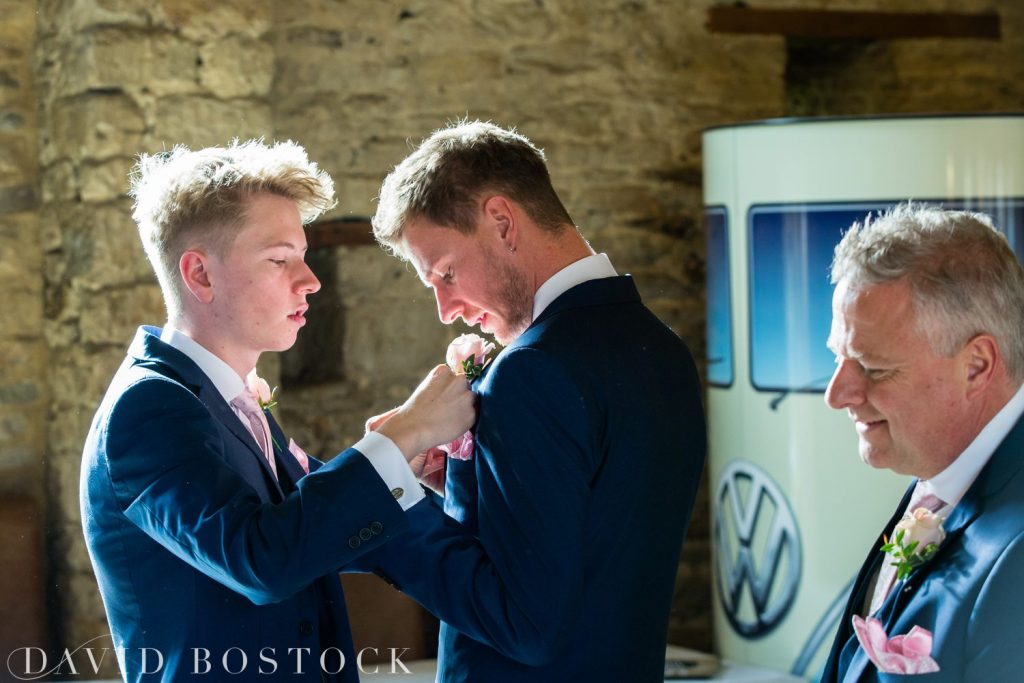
[481,195,517,251]
[962,334,999,400]
[179,250,214,304]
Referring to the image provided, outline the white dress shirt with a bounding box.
[160,325,423,510]
[531,253,618,322]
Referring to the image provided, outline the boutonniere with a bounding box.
[245,370,278,412]
[437,333,496,462]
[446,333,496,382]
[244,369,281,452]
[880,507,946,580]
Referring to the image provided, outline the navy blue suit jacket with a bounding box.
[81,326,409,682]
[360,276,707,682]
[820,413,1024,682]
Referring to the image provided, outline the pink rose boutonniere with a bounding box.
[441,333,495,461]
[446,333,496,382]
[245,370,278,412]
[244,370,311,475]
[881,507,946,580]
[244,368,286,454]
[852,615,940,674]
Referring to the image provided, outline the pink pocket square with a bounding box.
[852,615,940,675]
[441,431,475,461]
[288,439,310,474]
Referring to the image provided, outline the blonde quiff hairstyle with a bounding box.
[831,202,1024,383]
[130,139,336,317]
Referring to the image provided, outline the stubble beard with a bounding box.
[493,258,533,346]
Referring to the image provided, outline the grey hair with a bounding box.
[831,202,1024,382]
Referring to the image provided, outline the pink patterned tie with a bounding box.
[868,485,944,615]
[230,391,278,480]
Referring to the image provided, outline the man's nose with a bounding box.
[297,261,321,295]
[434,289,461,325]
[824,359,864,410]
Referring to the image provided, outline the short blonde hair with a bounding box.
[130,139,336,316]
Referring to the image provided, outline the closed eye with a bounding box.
[441,266,454,283]
[863,366,893,381]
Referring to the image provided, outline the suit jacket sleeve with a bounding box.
[98,374,408,605]
[356,347,596,666]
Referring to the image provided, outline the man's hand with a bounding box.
[373,365,476,461]
[409,446,447,495]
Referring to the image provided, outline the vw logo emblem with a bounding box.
[714,459,802,638]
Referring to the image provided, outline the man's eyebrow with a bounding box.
[260,241,307,252]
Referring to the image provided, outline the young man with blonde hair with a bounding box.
[81,139,474,682]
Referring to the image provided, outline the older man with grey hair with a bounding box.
[820,203,1024,682]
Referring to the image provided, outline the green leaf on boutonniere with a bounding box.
[880,528,943,581]
[258,387,278,412]
[462,358,485,382]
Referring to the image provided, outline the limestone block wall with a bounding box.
[0,0,1019,674]
[35,0,276,669]
[0,0,48,660]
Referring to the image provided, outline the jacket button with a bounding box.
[348,536,361,549]
[299,620,314,636]
[369,521,383,534]
[359,528,373,541]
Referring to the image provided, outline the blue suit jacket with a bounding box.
[820,414,1024,682]
[81,326,410,682]
[359,276,707,682]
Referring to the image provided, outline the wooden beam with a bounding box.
[707,7,1001,40]
[306,216,376,249]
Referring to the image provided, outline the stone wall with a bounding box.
[0,0,48,660]
[35,0,275,673]
[0,0,1021,675]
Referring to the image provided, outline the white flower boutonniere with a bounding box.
[880,507,946,580]
[245,370,278,412]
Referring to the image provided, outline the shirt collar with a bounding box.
[531,253,618,321]
[160,325,246,403]
[923,380,1024,507]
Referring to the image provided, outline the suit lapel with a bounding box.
[880,417,1024,625]
[129,326,285,500]
[268,414,307,494]
[205,388,286,499]
[825,482,914,682]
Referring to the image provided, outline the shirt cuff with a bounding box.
[353,431,425,511]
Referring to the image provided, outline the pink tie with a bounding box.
[868,485,945,614]
[230,391,278,480]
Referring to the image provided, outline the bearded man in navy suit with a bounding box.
[79,140,475,682]
[361,121,707,682]
[820,204,1024,682]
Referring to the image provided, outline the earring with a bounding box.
[507,244,516,253]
